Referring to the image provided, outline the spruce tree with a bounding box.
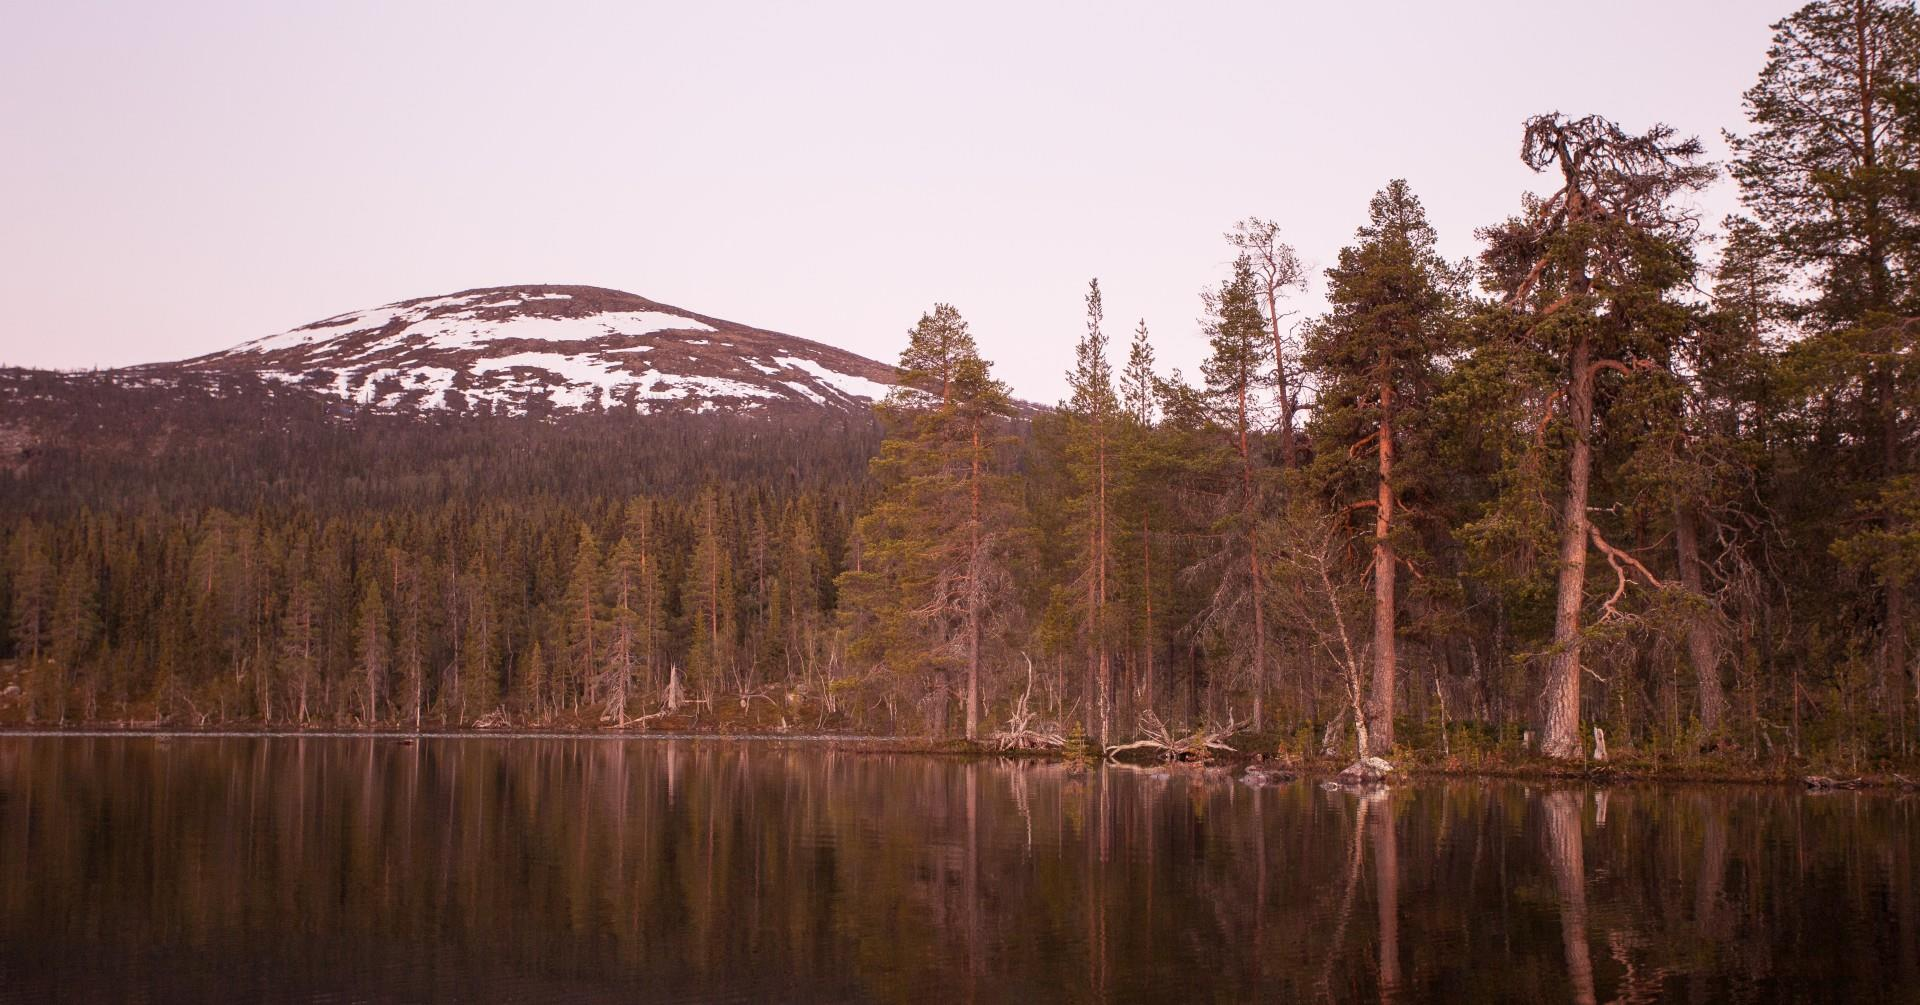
[519,639,549,721]
[394,555,428,730]
[46,560,99,722]
[8,521,50,664]
[560,523,602,712]
[353,575,388,724]
[280,552,319,726]
[604,533,649,720]
[1120,320,1158,427]
[686,487,736,695]
[459,552,501,721]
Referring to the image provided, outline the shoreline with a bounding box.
[4,726,1917,790]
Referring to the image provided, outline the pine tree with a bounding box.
[1064,278,1121,745]
[839,304,1018,739]
[1302,180,1465,755]
[1227,218,1309,467]
[1730,0,1920,734]
[1474,113,1713,759]
[1195,256,1274,727]
[1112,321,1180,713]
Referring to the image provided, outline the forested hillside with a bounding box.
[3,0,1916,771]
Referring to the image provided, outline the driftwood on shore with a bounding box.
[1103,710,1246,762]
[990,655,1067,751]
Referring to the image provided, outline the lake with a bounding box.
[0,736,1914,1003]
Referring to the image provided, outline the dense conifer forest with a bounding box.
[3,0,1918,771]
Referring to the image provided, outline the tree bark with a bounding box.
[1239,374,1266,729]
[1368,374,1397,756]
[1541,334,1595,760]
[1266,285,1300,470]
[1097,425,1111,748]
[966,423,982,742]
[1141,515,1154,712]
[1851,0,1913,748]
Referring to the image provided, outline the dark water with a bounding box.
[0,737,1915,1003]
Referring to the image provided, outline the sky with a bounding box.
[1,0,1776,402]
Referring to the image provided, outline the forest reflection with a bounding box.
[1,737,1915,1003]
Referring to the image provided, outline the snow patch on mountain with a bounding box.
[179,285,897,417]
[776,356,893,401]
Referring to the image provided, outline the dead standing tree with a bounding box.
[1228,218,1310,469]
[1270,506,1378,762]
[992,653,1068,751]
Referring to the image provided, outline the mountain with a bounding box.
[165,285,898,416]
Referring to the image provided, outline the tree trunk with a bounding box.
[1097,427,1110,748]
[1251,539,1265,730]
[1240,376,1266,729]
[1541,335,1595,760]
[1087,513,1099,740]
[1268,287,1299,470]
[1673,505,1727,739]
[966,423,982,741]
[707,500,720,690]
[1368,374,1397,756]
[1852,0,1913,749]
[1141,515,1154,712]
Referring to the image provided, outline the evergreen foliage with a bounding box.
[1,1,1917,768]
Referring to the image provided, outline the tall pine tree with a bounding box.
[1303,179,1465,755]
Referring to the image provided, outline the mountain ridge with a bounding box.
[155,284,898,416]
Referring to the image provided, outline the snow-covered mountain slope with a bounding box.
[166,285,897,415]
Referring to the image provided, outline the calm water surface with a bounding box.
[0,736,1915,1003]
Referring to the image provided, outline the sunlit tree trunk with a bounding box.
[1369,371,1397,755]
[1541,333,1595,760]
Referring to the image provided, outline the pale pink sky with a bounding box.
[1,1,1768,401]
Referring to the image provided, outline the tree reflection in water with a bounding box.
[0,736,1915,1002]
